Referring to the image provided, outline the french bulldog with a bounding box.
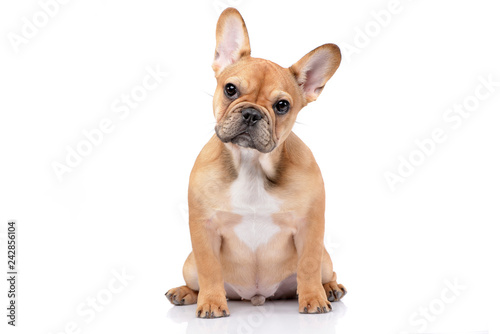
[166,7,346,318]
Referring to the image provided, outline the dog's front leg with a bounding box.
[295,209,332,314]
[189,207,229,318]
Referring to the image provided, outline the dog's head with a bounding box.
[213,8,341,153]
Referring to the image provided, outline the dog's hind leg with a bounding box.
[165,252,199,305]
[166,285,198,305]
[321,249,347,302]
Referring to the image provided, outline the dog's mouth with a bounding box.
[231,131,254,148]
[215,123,275,153]
[215,105,276,153]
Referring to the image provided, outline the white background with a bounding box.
[0,0,498,333]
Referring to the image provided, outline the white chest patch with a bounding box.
[230,149,281,251]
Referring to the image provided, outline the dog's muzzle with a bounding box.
[215,106,274,153]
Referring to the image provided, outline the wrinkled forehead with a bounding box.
[218,58,304,106]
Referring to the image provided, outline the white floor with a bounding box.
[164,289,489,334]
[166,299,347,334]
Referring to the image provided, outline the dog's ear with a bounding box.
[290,44,341,103]
[212,8,251,76]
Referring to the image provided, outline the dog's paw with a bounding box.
[196,293,230,319]
[323,281,347,302]
[165,285,198,305]
[298,289,332,314]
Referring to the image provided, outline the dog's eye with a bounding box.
[274,100,290,115]
[224,83,238,98]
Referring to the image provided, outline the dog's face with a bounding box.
[212,8,341,153]
[214,57,304,153]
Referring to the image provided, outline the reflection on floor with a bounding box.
[166,299,347,334]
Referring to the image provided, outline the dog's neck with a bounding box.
[224,141,285,183]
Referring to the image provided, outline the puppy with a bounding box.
[166,7,346,318]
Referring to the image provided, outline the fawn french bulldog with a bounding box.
[166,7,346,318]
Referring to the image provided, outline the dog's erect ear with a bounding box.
[212,8,251,76]
[290,44,341,103]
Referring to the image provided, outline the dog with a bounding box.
[166,7,346,318]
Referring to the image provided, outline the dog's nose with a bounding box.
[241,108,263,126]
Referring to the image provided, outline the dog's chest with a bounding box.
[229,154,281,251]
